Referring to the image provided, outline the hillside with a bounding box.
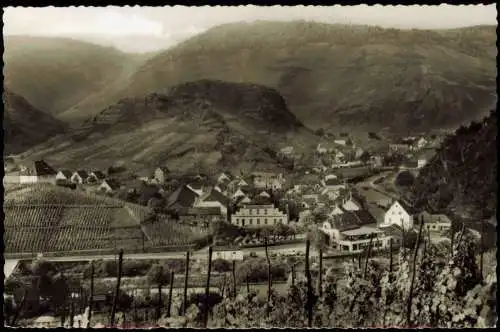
[3,36,150,122]
[3,90,67,155]
[412,110,497,220]
[122,22,496,133]
[21,80,314,174]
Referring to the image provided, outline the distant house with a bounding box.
[217,172,232,184]
[88,170,106,183]
[341,195,362,211]
[417,148,436,169]
[258,190,271,198]
[321,177,346,191]
[334,151,346,164]
[252,172,284,190]
[166,185,200,212]
[414,137,428,150]
[56,169,73,182]
[71,170,89,184]
[232,204,288,228]
[381,200,416,230]
[194,188,231,217]
[18,160,58,184]
[416,211,452,232]
[390,143,412,153]
[154,167,170,184]
[279,146,294,157]
[99,179,121,193]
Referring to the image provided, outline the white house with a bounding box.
[56,170,73,182]
[417,159,428,169]
[233,188,246,199]
[217,172,231,184]
[279,146,294,157]
[258,191,271,198]
[342,195,361,211]
[252,172,284,190]
[414,137,428,150]
[417,211,452,232]
[71,170,89,184]
[154,167,170,184]
[99,179,121,193]
[382,200,416,230]
[232,204,288,228]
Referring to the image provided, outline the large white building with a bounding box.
[381,200,416,230]
[232,204,288,228]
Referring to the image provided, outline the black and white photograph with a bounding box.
[2,4,497,328]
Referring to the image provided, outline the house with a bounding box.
[217,172,232,184]
[194,188,231,216]
[414,137,428,150]
[56,169,73,182]
[232,188,247,200]
[298,209,314,224]
[417,148,436,169]
[154,167,170,184]
[334,150,346,164]
[232,204,288,228]
[99,179,121,193]
[279,146,294,157]
[381,200,417,230]
[320,209,383,253]
[18,160,58,184]
[341,195,362,211]
[416,211,452,232]
[166,185,200,212]
[370,155,383,168]
[258,190,271,198]
[235,195,252,206]
[321,177,346,191]
[354,147,365,159]
[88,170,106,183]
[389,143,412,153]
[178,206,222,226]
[70,170,89,184]
[252,172,284,190]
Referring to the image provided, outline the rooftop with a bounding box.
[342,225,382,236]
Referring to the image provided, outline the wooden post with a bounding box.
[156,265,163,320]
[70,297,75,328]
[246,275,250,296]
[182,251,190,315]
[264,237,272,307]
[110,249,124,327]
[357,251,362,269]
[305,239,313,328]
[450,223,455,259]
[291,265,295,286]
[406,219,424,326]
[167,271,174,318]
[87,261,95,328]
[318,248,323,297]
[363,236,374,279]
[10,288,28,326]
[389,238,393,275]
[232,260,236,299]
[480,221,485,280]
[203,246,213,327]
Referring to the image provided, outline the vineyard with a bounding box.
[3,184,204,254]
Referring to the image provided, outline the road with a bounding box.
[6,242,318,264]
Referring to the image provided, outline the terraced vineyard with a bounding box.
[4,184,210,254]
[140,219,209,247]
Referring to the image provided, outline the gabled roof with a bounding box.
[202,189,230,207]
[418,211,451,224]
[103,178,121,190]
[34,160,57,176]
[156,166,170,173]
[391,200,418,215]
[167,185,199,209]
[74,170,89,179]
[324,178,343,186]
[91,170,106,180]
[58,169,73,178]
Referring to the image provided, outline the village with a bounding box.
[4,132,452,257]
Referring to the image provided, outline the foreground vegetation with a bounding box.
[4,225,496,328]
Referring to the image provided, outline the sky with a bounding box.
[4,5,497,53]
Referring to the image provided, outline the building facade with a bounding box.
[232,204,288,228]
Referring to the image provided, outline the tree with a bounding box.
[395,171,415,187]
[147,264,172,319]
[314,128,325,137]
[213,259,232,273]
[359,151,372,164]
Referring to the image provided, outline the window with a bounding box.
[264,219,268,225]
[274,218,277,223]
[257,209,261,215]
[249,219,253,225]
[353,244,358,251]
[257,219,260,225]
[249,209,253,215]
[342,245,349,252]
[264,209,268,215]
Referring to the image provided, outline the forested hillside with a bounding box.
[412,110,497,219]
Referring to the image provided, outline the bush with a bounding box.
[213,259,232,273]
[395,170,416,187]
[236,258,287,283]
